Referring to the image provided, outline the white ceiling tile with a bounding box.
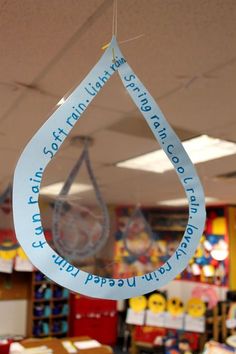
[0,0,236,205]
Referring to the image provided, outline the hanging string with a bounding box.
[115,0,118,37]
[101,33,145,50]
[102,0,144,50]
[112,0,115,36]
[119,34,144,45]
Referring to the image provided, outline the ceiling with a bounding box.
[0,0,236,207]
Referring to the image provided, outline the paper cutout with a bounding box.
[123,207,153,257]
[129,295,147,312]
[15,247,34,271]
[211,239,228,261]
[186,298,206,317]
[126,308,146,325]
[184,314,205,333]
[0,243,17,260]
[212,216,227,235]
[191,285,218,309]
[15,255,34,272]
[146,310,165,327]
[164,312,184,330]
[203,264,215,277]
[0,258,13,273]
[148,293,166,313]
[167,297,185,316]
[74,340,101,349]
[52,142,109,260]
[17,247,29,260]
[13,37,206,300]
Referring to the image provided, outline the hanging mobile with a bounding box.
[13,4,205,299]
[123,207,154,258]
[52,136,110,261]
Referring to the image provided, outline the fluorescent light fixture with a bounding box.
[117,135,236,173]
[40,182,92,196]
[57,97,66,106]
[157,197,218,206]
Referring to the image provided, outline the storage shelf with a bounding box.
[29,271,70,338]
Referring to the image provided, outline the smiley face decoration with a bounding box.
[186,298,206,317]
[167,297,185,316]
[148,293,166,313]
[13,37,206,300]
[129,295,147,313]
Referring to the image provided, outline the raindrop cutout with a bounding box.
[52,137,109,262]
[123,207,154,258]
